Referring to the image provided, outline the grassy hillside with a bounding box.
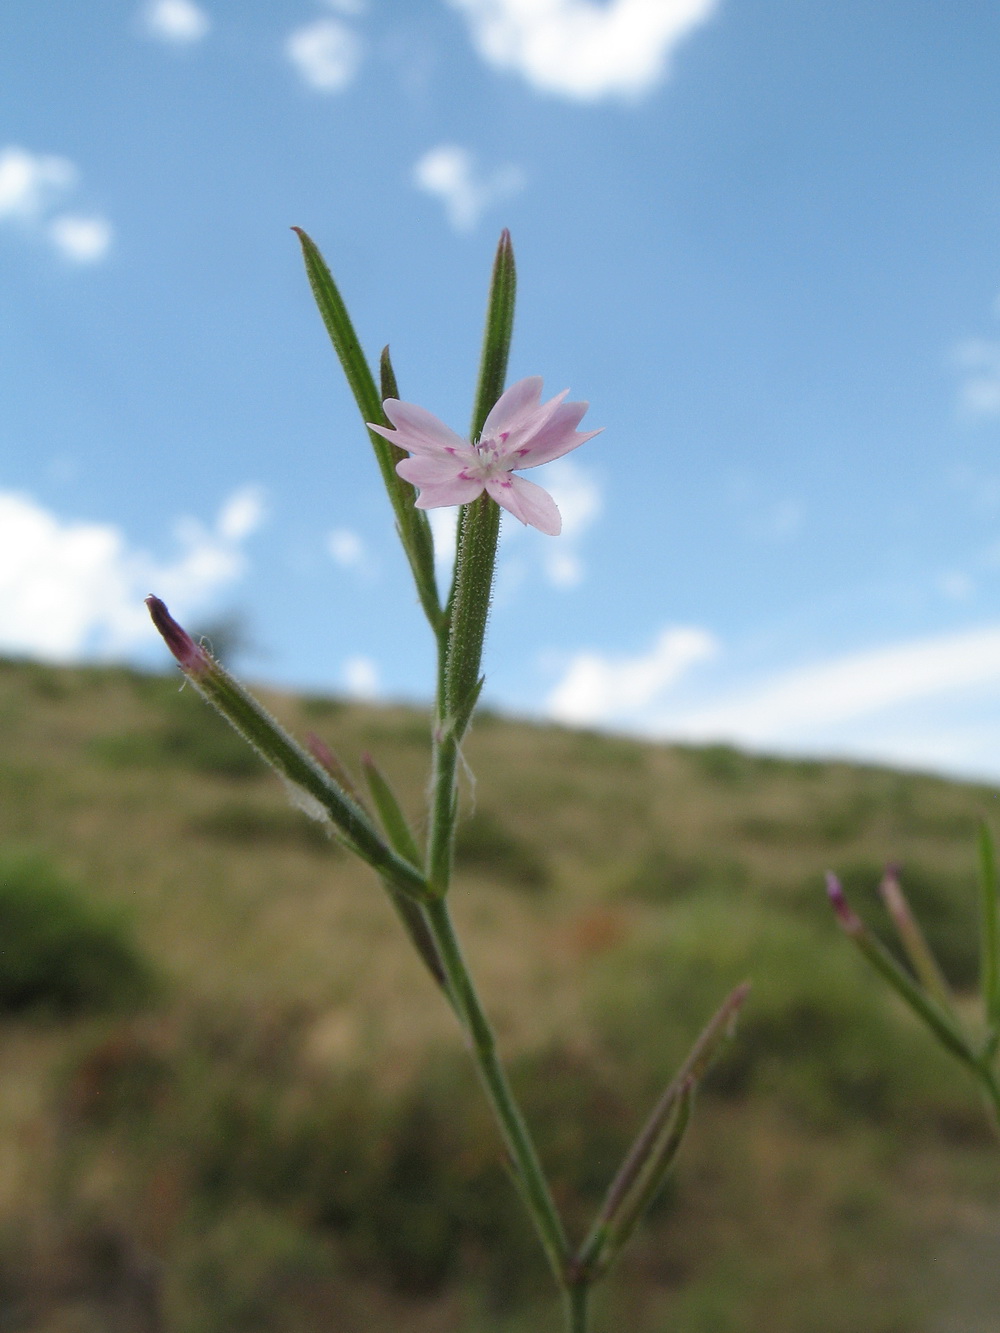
[0,655,999,1332]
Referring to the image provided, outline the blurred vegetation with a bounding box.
[0,655,998,1331]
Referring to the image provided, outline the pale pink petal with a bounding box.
[396,454,481,486]
[513,402,603,468]
[485,474,561,536]
[499,389,570,459]
[481,376,543,441]
[368,400,470,458]
[412,477,485,508]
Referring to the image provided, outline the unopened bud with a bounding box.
[826,872,863,934]
[145,596,211,676]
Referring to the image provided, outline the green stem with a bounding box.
[426,496,499,892]
[563,1282,591,1333]
[978,1062,1000,1139]
[423,896,569,1284]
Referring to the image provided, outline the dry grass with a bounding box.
[0,655,998,1331]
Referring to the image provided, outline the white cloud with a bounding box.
[663,625,1000,748]
[286,17,363,92]
[413,145,525,233]
[327,527,366,568]
[0,147,76,219]
[48,215,114,264]
[540,458,601,586]
[937,571,973,602]
[547,625,717,725]
[954,339,1000,418]
[427,506,459,580]
[0,146,113,264]
[142,0,211,43]
[447,0,718,101]
[0,485,263,663]
[217,485,266,541]
[343,655,379,698]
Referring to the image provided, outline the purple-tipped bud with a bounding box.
[305,732,362,801]
[145,596,211,675]
[826,872,863,934]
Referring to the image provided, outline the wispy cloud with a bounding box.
[0,146,113,264]
[447,0,718,101]
[0,147,75,218]
[662,625,1000,749]
[0,485,264,662]
[47,215,113,264]
[538,458,601,587]
[326,527,367,569]
[413,145,525,233]
[547,625,718,725]
[141,0,212,44]
[286,16,363,92]
[954,339,1000,419]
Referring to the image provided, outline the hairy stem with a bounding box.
[423,896,569,1284]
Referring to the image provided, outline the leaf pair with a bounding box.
[827,826,1000,1127]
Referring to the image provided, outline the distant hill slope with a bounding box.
[0,654,998,1333]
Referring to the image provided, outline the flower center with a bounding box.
[472,429,511,479]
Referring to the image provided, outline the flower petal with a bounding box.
[396,454,483,486]
[481,376,544,441]
[512,401,603,468]
[411,477,485,509]
[485,473,562,536]
[369,400,470,458]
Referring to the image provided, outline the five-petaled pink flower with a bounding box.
[368,376,601,536]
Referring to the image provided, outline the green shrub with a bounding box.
[92,692,261,778]
[616,847,747,902]
[586,901,970,1132]
[0,852,156,1014]
[454,810,549,891]
[189,800,336,853]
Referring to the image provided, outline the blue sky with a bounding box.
[5,1,1000,780]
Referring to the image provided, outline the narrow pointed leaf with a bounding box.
[293,229,440,626]
[827,873,977,1070]
[444,229,517,621]
[362,752,423,867]
[469,228,517,441]
[879,865,954,1013]
[575,981,750,1281]
[584,1081,695,1282]
[979,823,1000,1028]
[428,233,517,893]
[380,878,451,997]
[147,596,429,903]
[379,344,440,624]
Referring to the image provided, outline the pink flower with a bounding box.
[368,376,600,536]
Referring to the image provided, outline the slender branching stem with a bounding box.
[564,1281,591,1333]
[422,895,570,1285]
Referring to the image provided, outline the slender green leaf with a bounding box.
[380,878,450,997]
[469,228,517,441]
[979,822,1000,1028]
[147,596,429,904]
[428,233,518,893]
[575,981,750,1281]
[879,865,954,1014]
[293,230,440,627]
[362,752,422,867]
[830,873,978,1070]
